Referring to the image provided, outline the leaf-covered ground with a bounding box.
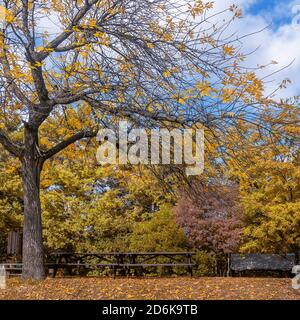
[0,277,299,300]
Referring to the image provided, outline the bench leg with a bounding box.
[189,266,193,277]
[52,267,58,278]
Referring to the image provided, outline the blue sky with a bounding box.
[247,0,290,27]
[214,0,300,99]
[246,0,297,29]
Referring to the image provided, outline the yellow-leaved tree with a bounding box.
[0,0,286,279]
[226,102,300,253]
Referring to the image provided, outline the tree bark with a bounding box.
[21,126,45,280]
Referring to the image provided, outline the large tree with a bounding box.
[0,0,282,279]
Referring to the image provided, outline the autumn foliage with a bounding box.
[176,183,244,255]
[0,0,299,282]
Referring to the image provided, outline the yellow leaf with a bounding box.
[0,6,14,23]
[147,42,155,49]
[195,81,212,97]
[223,45,235,56]
[163,70,171,77]
[178,98,185,105]
[80,51,89,59]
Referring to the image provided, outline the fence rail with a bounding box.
[0,263,22,277]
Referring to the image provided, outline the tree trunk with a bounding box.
[21,126,45,280]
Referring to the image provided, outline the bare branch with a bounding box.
[0,128,24,157]
[43,129,97,159]
[37,0,100,61]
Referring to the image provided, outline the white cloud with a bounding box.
[212,0,300,99]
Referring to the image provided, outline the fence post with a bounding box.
[292,265,300,290]
[0,265,6,289]
[227,254,231,277]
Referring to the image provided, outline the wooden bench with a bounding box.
[47,252,195,277]
[229,253,296,276]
